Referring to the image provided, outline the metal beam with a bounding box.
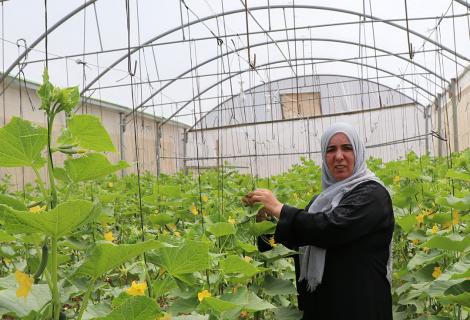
[81,4,469,95]
[24,11,470,66]
[188,102,418,132]
[187,74,424,132]
[157,57,434,128]
[454,0,470,9]
[0,0,97,86]
[125,37,444,119]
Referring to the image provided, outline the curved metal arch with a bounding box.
[157,57,435,128]
[82,4,468,94]
[0,0,97,86]
[187,74,424,132]
[128,36,443,117]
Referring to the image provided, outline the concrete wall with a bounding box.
[0,76,187,190]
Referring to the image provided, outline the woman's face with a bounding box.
[326,133,356,181]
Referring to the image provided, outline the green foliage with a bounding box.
[0,117,48,168]
[1,70,470,320]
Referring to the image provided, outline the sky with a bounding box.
[1,0,469,125]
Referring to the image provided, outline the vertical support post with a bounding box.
[450,78,459,152]
[436,93,443,157]
[182,129,188,175]
[119,112,126,177]
[425,104,430,155]
[156,124,161,176]
[215,138,220,169]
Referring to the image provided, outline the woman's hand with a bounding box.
[242,189,283,219]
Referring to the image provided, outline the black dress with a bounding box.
[259,180,394,320]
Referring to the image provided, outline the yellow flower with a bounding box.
[15,270,32,298]
[432,266,442,279]
[431,225,439,234]
[197,289,211,302]
[422,247,430,253]
[127,281,147,296]
[157,313,172,320]
[107,182,114,188]
[228,216,236,224]
[452,210,459,225]
[174,231,181,238]
[243,256,253,263]
[416,214,424,224]
[240,310,249,318]
[29,205,46,213]
[268,237,277,248]
[104,231,115,242]
[393,176,400,184]
[190,204,198,216]
[411,239,419,245]
[202,195,209,203]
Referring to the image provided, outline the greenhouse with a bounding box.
[0,0,470,319]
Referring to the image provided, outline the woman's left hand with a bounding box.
[243,189,283,219]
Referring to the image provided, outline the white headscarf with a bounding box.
[298,122,392,291]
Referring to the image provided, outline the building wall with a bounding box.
[432,67,470,155]
[0,77,186,190]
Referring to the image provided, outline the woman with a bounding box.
[244,123,394,320]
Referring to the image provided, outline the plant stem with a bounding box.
[32,167,48,201]
[77,277,96,320]
[47,119,57,209]
[51,237,60,320]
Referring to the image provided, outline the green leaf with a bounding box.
[422,234,470,252]
[262,275,297,296]
[0,194,26,211]
[62,153,129,183]
[75,240,166,278]
[0,117,47,168]
[220,287,275,312]
[152,277,177,298]
[440,292,470,308]
[168,297,199,315]
[149,213,175,226]
[273,307,303,320]
[444,280,470,296]
[407,251,445,270]
[0,231,16,242]
[37,69,53,112]
[436,195,470,211]
[445,169,470,182]
[0,284,51,317]
[260,245,296,262]
[0,200,95,238]
[55,85,79,113]
[63,115,116,152]
[93,296,160,320]
[150,241,209,279]
[236,241,258,253]
[249,221,276,236]
[396,214,418,233]
[220,255,264,277]
[207,222,236,237]
[199,297,240,318]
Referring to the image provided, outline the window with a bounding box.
[280,92,321,119]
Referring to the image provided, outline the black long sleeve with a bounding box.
[274,180,393,249]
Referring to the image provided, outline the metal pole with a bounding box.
[182,129,188,175]
[425,104,430,155]
[436,93,443,157]
[119,113,126,177]
[156,124,162,176]
[451,78,459,152]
